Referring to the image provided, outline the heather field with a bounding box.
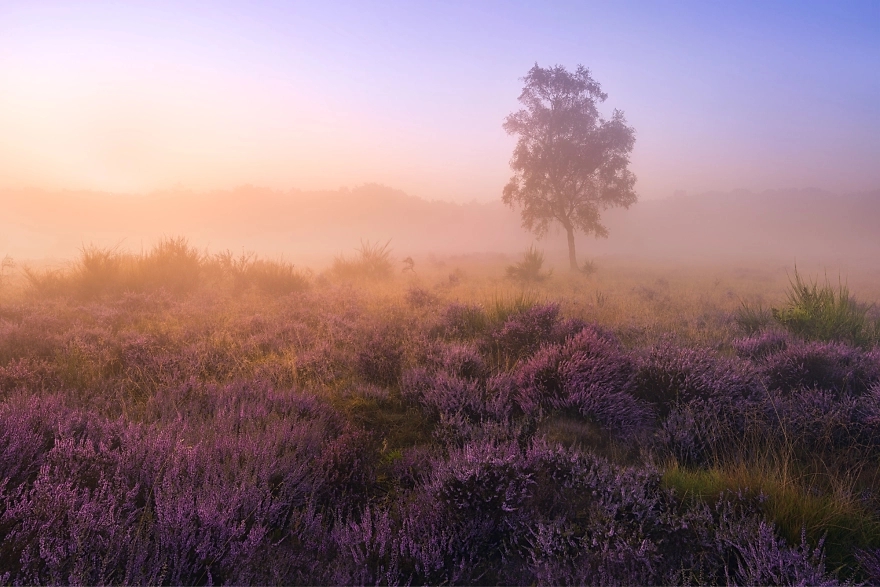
[1,241,880,585]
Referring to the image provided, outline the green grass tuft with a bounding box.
[735,300,772,335]
[486,290,540,325]
[772,266,875,347]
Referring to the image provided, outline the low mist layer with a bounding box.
[3,185,879,268]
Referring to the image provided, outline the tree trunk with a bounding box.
[566,225,578,271]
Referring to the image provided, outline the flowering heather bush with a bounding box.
[401,368,487,422]
[0,396,66,492]
[3,256,879,584]
[515,326,652,436]
[405,286,438,308]
[488,302,561,361]
[551,315,592,344]
[401,343,518,429]
[0,379,378,585]
[855,547,880,584]
[731,524,838,586]
[766,387,880,457]
[430,341,487,380]
[431,440,534,522]
[632,342,763,413]
[437,302,488,339]
[355,326,404,387]
[2,453,143,585]
[0,357,61,394]
[660,382,880,469]
[759,339,880,397]
[658,395,764,467]
[387,445,437,490]
[0,304,69,363]
[733,329,790,360]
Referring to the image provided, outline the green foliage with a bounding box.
[772,267,875,347]
[506,245,551,282]
[332,239,394,280]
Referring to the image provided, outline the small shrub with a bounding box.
[769,387,880,455]
[658,395,763,467]
[515,326,652,436]
[632,343,762,413]
[405,286,437,308]
[489,302,561,362]
[355,328,404,387]
[506,245,552,282]
[434,342,487,380]
[580,259,597,276]
[401,368,485,421]
[760,340,880,397]
[733,330,790,360]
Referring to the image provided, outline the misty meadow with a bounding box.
[0,234,879,584]
[3,1,880,585]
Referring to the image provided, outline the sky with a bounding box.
[0,0,878,202]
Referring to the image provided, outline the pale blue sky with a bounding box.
[1,0,877,201]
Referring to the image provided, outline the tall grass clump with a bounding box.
[0,254,14,291]
[245,259,309,294]
[136,236,203,293]
[735,300,773,335]
[22,267,66,297]
[211,250,309,294]
[506,245,551,282]
[486,290,540,325]
[332,239,394,280]
[76,245,126,297]
[772,267,876,347]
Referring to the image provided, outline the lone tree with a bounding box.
[503,64,637,271]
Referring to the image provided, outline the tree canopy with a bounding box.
[503,64,637,270]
